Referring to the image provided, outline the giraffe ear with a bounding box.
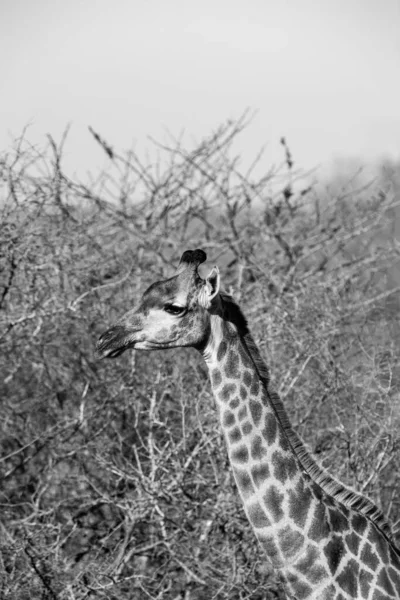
[198,267,220,309]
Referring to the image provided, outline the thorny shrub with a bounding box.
[1,116,400,599]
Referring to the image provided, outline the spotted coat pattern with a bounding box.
[206,334,400,600]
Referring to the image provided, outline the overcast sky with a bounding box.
[1,0,399,178]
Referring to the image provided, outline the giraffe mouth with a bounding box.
[96,326,136,359]
[105,347,128,359]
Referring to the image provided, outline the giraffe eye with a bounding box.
[164,304,186,316]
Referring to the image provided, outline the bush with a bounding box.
[1,117,399,599]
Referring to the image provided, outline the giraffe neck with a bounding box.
[202,313,324,570]
[200,306,400,599]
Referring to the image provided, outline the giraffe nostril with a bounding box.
[97,330,111,346]
[96,327,117,353]
[98,326,124,343]
[96,325,137,359]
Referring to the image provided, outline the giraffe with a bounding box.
[97,249,400,599]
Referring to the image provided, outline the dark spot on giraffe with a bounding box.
[143,279,178,307]
[251,463,270,487]
[225,351,240,379]
[271,451,297,484]
[238,342,253,368]
[264,486,284,522]
[237,406,248,420]
[377,568,396,596]
[288,477,312,529]
[228,427,242,444]
[307,565,328,585]
[359,569,373,598]
[279,525,304,559]
[303,480,323,502]
[328,507,349,533]
[308,478,330,506]
[158,326,170,340]
[211,369,222,387]
[352,513,368,536]
[243,370,252,387]
[231,445,249,464]
[295,546,328,584]
[322,493,335,508]
[345,531,362,556]
[250,436,267,461]
[287,456,298,478]
[258,534,281,565]
[308,501,328,542]
[239,385,247,400]
[361,543,380,572]
[336,558,359,596]
[368,525,390,565]
[217,340,228,361]
[249,399,262,425]
[241,421,253,435]
[288,580,313,600]
[229,398,240,409]
[220,384,236,402]
[250,377,260,396]
[247,502,271,528]
[323,535,345,575]
[233,468,255,499]
[388,566,400,593]
[389,545,400,569]
[276,429,290,452]
[222,410,235,427]
[262,411,277,443]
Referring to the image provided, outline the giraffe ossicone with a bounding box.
[97,249,400,599]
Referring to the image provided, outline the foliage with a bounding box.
[1,116,400,599]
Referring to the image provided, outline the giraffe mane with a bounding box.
[219,292,396,544]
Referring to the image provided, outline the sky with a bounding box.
[1,0,399,179]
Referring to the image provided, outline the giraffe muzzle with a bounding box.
[96,325,137,359]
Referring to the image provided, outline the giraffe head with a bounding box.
[97,249,221,358]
